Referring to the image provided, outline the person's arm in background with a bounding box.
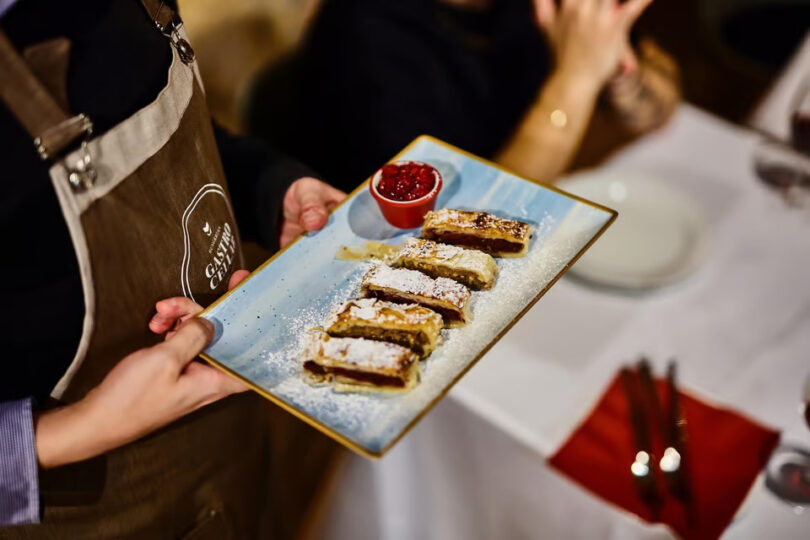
[496,0,653,184]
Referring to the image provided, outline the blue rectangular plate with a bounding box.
[199,136,616,457]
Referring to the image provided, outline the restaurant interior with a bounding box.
[175,0,810,537]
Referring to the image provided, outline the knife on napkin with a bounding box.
[620,366,662,515]
[662,362,696,526]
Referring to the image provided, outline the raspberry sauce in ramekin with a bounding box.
[377,162,438,201]
[370,161,442,228]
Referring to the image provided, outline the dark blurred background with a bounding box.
[180,0,809,133]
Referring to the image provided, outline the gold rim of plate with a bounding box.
[197,135,618,459]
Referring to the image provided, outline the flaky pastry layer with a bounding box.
[422,208,532,257]
[393,238,498,289]
[325,298,443,358]
[361,265,471,327]
[301,330,419,391]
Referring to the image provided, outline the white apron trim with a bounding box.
[50,49,193,214]
[50,45,194,399]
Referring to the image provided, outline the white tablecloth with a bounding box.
[315,106,810,540]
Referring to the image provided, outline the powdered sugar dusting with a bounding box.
[424,208,530,240]
[395,238,497,285]
[353,305,377,320]
[325,297,443,328]
[362,264,470,309]
[304,330,416,372]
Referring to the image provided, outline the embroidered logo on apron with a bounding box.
[181,183,238,302]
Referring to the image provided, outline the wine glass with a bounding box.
[753,140,810,207]
[790,77,810,156]
[804,375,810,432]
[753,77,810,208]
[764,375,810,510]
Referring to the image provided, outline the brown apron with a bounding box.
[0,2,276,538]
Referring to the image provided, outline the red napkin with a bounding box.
[548,373,780,540]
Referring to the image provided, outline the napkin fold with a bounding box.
[548,373,780,540]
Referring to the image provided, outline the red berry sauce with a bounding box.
[377,162,437,202]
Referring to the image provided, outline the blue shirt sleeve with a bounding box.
[0,0,21,18]
[0,398,40,525]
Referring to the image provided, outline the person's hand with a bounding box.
[35,271,251,469]
[606,38,680,133]
[148,270,250,337]
[534,0,653,93]
[280,177,346,248]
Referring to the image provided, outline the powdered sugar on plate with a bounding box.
[324,298,442,328]
[303,330,416,372]
[395,238,497,284]
[362,264,470,309]
[200,137,614,456]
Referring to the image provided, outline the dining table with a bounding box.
[313,103,810,539]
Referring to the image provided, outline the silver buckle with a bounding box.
[31,113,97,192]
[67,140,97,192]
[33,113,93,161]
[156,19,195,65]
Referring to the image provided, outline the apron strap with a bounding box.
[139,0,177,35]
[138,0,195,64]
[0,1,189,161]
[0,31,92,160]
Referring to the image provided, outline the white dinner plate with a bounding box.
[559,170,708,291]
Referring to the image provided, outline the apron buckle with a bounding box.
[156,19,195,65]
[67,141,97,191]
[171,30,195,65]
[33,113,93,161]
[31,113,97,191]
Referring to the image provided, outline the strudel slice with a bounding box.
[325,298,443,358]
[302,330,419,392]
[393,238,498,290]
[422,208,532,257]
[361,265,471,327]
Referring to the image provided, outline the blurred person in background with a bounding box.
[247,0,680,192]
[0,0,343,537]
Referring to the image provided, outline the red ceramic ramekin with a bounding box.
[369,161,442,229]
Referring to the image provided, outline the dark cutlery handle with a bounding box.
[638,358,665,444]
[666,362,697,527]
[620,367,661,514]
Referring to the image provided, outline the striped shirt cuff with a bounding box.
[0,398,40,525]
[0,0,20,18]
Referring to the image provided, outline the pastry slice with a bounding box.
[361,265,471,327]
[421,208,532,257]
[301,330,419,392]
[392,237,498,290]
[325,298,443,358]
